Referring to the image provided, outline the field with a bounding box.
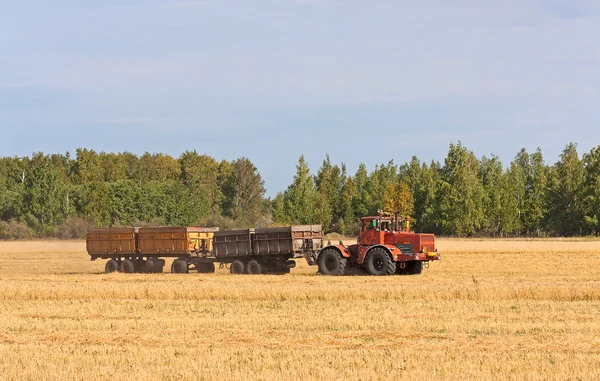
[1,239,599,380]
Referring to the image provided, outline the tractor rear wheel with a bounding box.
[105,259,119,273]
[317,248,347,276]
[247,260,262,274]
[230,260,245,274]
[365,248,395,276]
[120,259,135,274]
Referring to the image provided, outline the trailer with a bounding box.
[87,225,323,274]
[87,227,218,273]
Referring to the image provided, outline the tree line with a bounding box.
[1,143,599,239]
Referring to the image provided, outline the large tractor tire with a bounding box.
[365,247,396,276]
[246,260,262,275]
[120,259,135,274]
[230,260,245,274]
[397,260,423,275]
[408,260,423,275]
[197,262,216,274]
[317,248,347,276]
[171,259,189,274]
[105,259,119,273]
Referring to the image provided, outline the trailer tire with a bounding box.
[144,258,156,273]
[153,259,165,273]
[365,247,395,276]
[105,259,119,273]
[317,248,347,276]
[197,262,215,274]
[246,260,262,275]
[230,260,245,274]
[120,259,135,274]
[171,259,188,274]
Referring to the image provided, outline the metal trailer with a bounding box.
[87,225,323,275]
[173,225,324,274]
[86,227,218,273]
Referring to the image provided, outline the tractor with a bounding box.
[313,212,441,276]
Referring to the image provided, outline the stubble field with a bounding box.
[0,239,599,380]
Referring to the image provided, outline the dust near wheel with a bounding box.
[317,248,346,276]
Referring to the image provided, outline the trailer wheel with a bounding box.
[171,259,188,274]
[197,262,215,274]
[144,258,156,273]
[247,260,262,275]
[230,260,245,274]
[120,259,135,274]
[105,259,119,273]
[317,248,347,276]
[365,248,395,276]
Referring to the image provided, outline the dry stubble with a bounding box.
[0,239,599,380]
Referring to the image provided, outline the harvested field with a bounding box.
[0,239,599,380]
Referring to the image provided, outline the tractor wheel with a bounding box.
[317,248,347,276]
[120,259,135,274]
[230,260,245,274]
[197,262,215,274]
[408,260,423,275]
[396,262,409,275]
[105,259,119,273]
[171,259,188,274]
[247,260,262,275]
[365,248,395,276]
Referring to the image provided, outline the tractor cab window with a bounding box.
[364,219,378,231]
[381,221,391,231]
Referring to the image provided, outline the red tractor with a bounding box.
[313,212,441,276]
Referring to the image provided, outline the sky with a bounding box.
[1,0,599,196]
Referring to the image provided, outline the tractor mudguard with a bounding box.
[357,244,402,264]
[320,244,352,258]
[306,244,352,266]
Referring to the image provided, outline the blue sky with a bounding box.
[1,0,599,196]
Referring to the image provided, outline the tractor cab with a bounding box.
[359,212,412,245]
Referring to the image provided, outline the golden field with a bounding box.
[0,239,599,380]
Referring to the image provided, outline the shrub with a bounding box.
[56,216,92,239]
[0,220,35,240]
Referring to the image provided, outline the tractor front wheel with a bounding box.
[317,248,347,276]
[365,248,395,276]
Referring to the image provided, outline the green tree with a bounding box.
[72,148,103,185]
[276,156,318,224]
[315,155,342,232]
[582,146,600,234]
[436,142,485,236]
[23,153,69,233]
[337,174,358,235]
[179,151,222,217]
[223,158,266,226]
[545,143,585,236]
